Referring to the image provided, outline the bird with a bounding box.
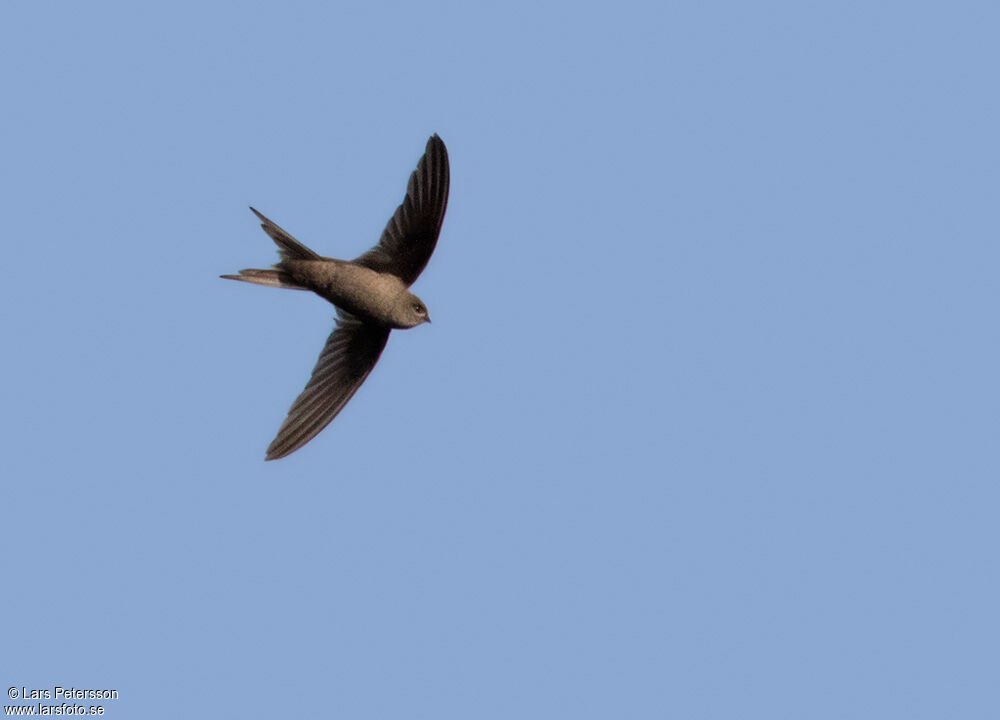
[222,134,449,460]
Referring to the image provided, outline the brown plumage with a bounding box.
[222,134,449,460]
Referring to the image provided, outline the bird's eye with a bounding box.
[413,304,424,314]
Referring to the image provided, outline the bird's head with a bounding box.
[395,292,431,328]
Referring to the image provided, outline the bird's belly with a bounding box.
[289,260,403,325]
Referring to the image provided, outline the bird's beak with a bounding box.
[425,316,432,324]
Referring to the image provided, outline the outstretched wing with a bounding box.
[266,312,390,460]
[353,134,450,286]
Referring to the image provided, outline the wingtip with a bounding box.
[265,437,287,461]
[426,134,448,167]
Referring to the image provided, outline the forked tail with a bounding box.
[220,268,306,289]
[221,207,321,289]
[249,206,321,261]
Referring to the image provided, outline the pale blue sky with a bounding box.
[2,1,998,718]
